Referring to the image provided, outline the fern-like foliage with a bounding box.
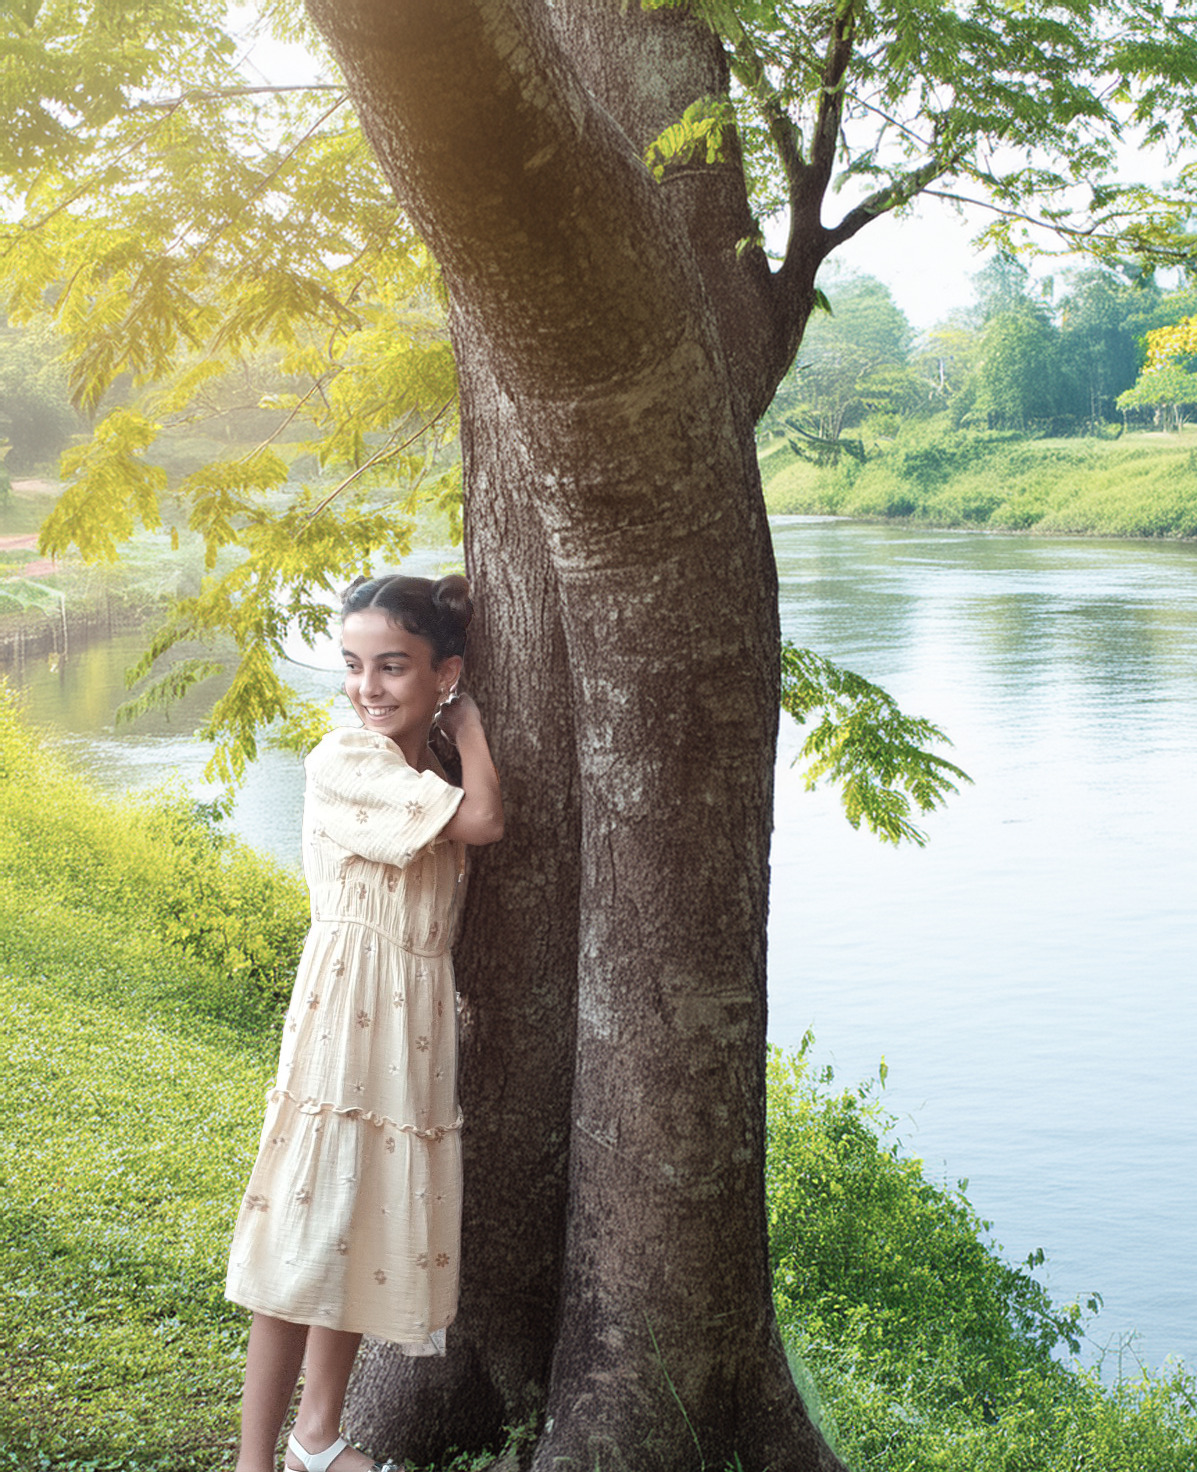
[0,5,464,799]
[644,97,737,180]
[781,640,971,846]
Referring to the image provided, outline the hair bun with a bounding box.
[432,574,473,637]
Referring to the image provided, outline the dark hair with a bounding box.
[341,573,472,663]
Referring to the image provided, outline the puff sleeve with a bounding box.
[303,727,464,868]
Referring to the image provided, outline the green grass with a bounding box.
[0,686,305,1469]
[761,420,1197,538]
[0,978,266,1470]
[0,689,1194,1470]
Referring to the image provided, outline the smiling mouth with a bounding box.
[363,706,398,718]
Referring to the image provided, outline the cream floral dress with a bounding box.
[226,727,465,1353]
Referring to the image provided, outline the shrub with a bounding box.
[0,684,307,1035]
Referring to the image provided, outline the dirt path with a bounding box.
[0,534,57,578]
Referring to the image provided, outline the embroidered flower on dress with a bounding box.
[405,799,425,818]
[386,869,400,893]
[392,990,405,1008]
[374,1269,387,1284]
[416,1036,430,1051]
[416,1253,429,1269]
[245,1194,270,1212]
[269,1135,288,1148]
[385,1136,396,1153]
[295,1189,313,1206]
[436,1253,450,1268]
[335,1239,349,1255]
[306,992,321,1009]
[356,1010,371,1028]
[363,937,377,955]
[356,807,369,824]
[332,960,345,979]
[357,883,369,901]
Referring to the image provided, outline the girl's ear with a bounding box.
[438,654,464,693]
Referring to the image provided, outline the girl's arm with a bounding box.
[436,694,504,846]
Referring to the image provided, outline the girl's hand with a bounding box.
[435,690,484,744]
[437,691,503,844]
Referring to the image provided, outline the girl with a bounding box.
[225,574,503,1472]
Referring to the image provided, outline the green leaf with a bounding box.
[780,639,971,845]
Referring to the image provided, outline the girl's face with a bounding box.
[341,609,460,754]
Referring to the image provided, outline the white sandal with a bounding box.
[286,1432,402,1472]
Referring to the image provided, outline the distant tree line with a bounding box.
[7,251,1197,485]
[758,254,1197,456]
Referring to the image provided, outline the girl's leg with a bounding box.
[285,1327,377,1472]
[236,1313,309,1472]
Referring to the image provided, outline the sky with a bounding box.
[771,198,989,331]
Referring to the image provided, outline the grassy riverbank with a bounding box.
[1,695,1193,1469]
[761,422,1197,538]
[0,690,305,1469]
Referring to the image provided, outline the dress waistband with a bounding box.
[310,911,448,959]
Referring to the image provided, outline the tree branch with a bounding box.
[755,5,861,414]
[298,397,455,527]
[808,7,858,194]
[132,84,343,110]
[920,186,1197,262]
[822,155,952,252]
[725,32,805,201]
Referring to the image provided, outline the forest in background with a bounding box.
[758,254,1197,536]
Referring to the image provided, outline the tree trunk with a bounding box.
[306,1,843,1467]
[347,335,582,1456]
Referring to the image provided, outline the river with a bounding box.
[5,519,1195,1375]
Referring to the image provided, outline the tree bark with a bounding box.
[306,1,844,1467]
[347,331,582,1456]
